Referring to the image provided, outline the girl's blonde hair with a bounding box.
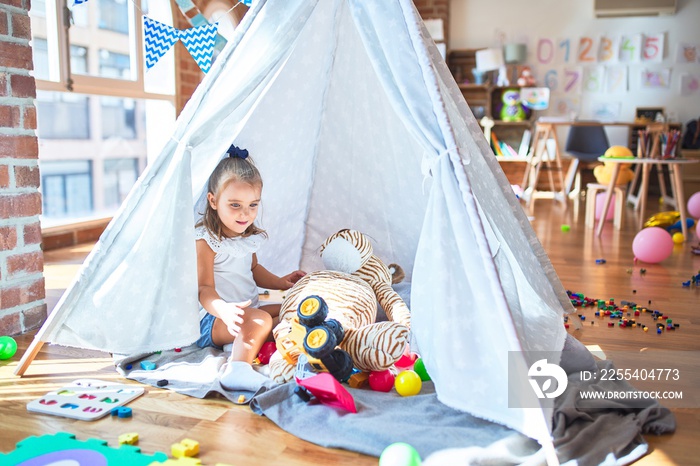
[197,155,267,239]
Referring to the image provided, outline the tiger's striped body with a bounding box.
[268,230,411,384]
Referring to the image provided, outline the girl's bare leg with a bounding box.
[211,308,272,363]
[260,304,281,340]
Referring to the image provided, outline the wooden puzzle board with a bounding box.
[26,379,145,421]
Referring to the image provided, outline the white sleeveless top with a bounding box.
[195,226,266,318]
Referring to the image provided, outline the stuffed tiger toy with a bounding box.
[268,229,411,383]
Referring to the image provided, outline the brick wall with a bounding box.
[413,0,449,49]
[0,0,46,336]
[174,5,203,116]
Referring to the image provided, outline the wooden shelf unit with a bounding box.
[449,50,534,149]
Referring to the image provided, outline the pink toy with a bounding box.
[369,369,395,392]
[257,341,277,365]
[297,373,357,413]
[595,193,616,221]
[395,345,418,369]
[632,227,674,263]
[688,192,700,218]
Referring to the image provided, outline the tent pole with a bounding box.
[543,438,560,466]
[14,337,45,376]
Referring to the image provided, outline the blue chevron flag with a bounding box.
[144,17,179,70]
[179,23,218,73]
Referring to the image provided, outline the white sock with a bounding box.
[219,361,276,392]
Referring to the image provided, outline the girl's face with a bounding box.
[208,180,261,236]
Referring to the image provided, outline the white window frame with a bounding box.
[36,0,175,103]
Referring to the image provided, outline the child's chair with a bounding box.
[585,183,625,230]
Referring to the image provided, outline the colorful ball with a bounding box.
[395,351,418,369]
[632,227,674,264]
[413,358,431,381]
[369,370,395,392]
[394,370,422,397]
[687,192,700,218]
[595,193,616,221]
[0,336,18,360]
[257,341,277,365]
[672,232,684,244]
[379,442,422,466]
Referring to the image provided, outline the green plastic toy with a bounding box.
[0,336,17,360]
[0,432,168,466]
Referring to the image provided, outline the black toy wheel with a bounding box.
[324,318,345,345]
[304,326,337,359]
[323,349,354,382]
[297,295,329,327]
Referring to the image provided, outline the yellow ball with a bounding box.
[394,370,422,397]
[672,232,684,244]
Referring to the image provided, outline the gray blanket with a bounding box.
[118,336,675,466]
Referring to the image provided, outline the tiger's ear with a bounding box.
[320,229,372,273]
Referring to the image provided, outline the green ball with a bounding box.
[379,442,422,466]
[561,224,571,232]
[0,336,18,360]
[413,358,431,381]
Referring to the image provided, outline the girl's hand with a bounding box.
[279,270,306,290]
[220,299,251,337]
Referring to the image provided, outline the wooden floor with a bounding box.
[1,196,699,465]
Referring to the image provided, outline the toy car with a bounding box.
[276,295,353,381]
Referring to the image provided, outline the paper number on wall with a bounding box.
[598,36,616,62]
[543,69,558,90]
[619,34,642,62]
[537,38,555,64]
[578,37,597,62]
[642,33,664,62]
[559,38,571,63]
[605,66,627,93]
[563,67,582,93]
[583,66,605,92]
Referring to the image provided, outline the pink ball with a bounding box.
[369,370,395,392]
[632,227,674,264]
[595,193,616,221]
[687,192,700,219]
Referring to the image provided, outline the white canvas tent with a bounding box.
[19,0,573,460]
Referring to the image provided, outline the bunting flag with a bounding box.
[143,17,219,73]
[144,17,180,70]
[179,23,218,73]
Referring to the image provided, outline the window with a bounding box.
[40,161,93,218]
[30,0,176,227]
[98,0,129,34]
[99,49,131,80]
[36,90,90,140]
[103,158,138,209]
[101,97,136,139]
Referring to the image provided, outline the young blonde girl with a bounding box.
[195,146,305,389]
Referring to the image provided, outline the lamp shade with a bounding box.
[475,48,505,71]
[504,43,527,64]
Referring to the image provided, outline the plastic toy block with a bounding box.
[348,371,370,389]
[171,438,200,458]
[111,406,133,418]
[150,458,202,466]
[0,432,167,466]
[297,372,357,413]
[118,432,139,445]
[157,379,169,387]
[140,360,157,370]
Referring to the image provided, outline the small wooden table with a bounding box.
[595,157,699,239]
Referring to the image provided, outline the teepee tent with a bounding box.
[19,0,573,458]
